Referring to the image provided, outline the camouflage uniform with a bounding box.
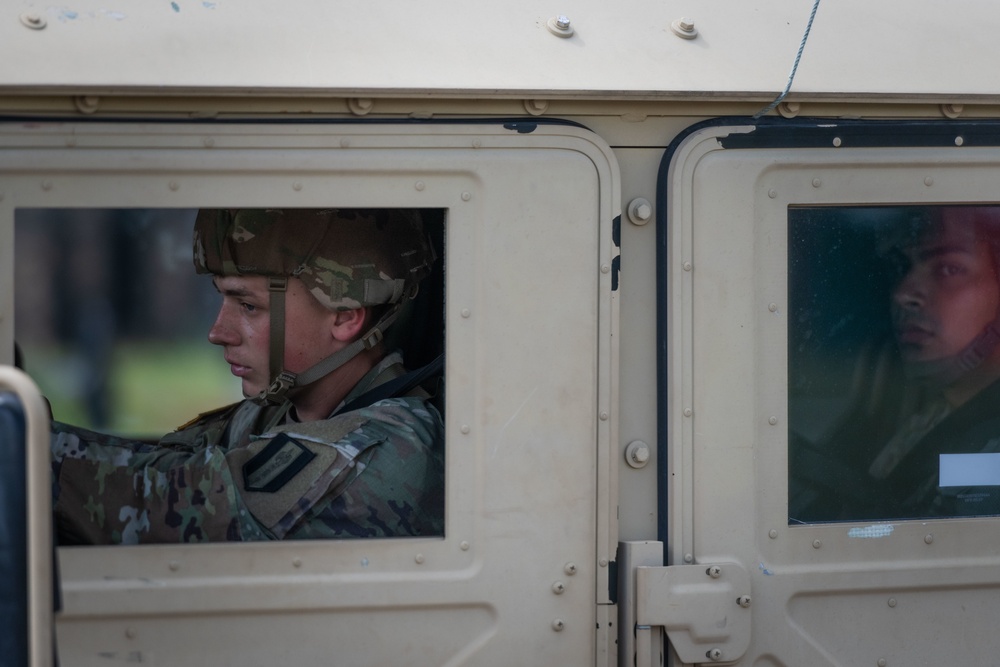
[51,352,444,544]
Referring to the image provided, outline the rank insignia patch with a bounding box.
[243,432,316,493]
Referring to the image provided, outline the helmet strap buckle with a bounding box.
[256,370,297,405]
[361,327,384,350]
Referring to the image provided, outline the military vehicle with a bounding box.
[4,0,1000,664]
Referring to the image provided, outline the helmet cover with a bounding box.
[194,208,435,310]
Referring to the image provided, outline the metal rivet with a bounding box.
[683,407,692,417]
[20,13,46,29]
[682,261,693,271]
[769,529,778,539]
[564,562,577,576]
[552,619,565,631]
[524,99,549,115]
[768,303,778,312]
[460,424,471,434]
[472,139,482,149]
[625,441,650,468]
[292,182,302,192]
[887,598,897,608]
[461,191,472,201]
[348,98,374,116]
[169,181,179,192]
[812,539,822,549]
[415,553,425,564]
[737,595,752,608]
[683,553,694,563]
[955,136,964,147]
[552,581,566,595]
[601,264,611,274]
[768,189,778,199]
[168,561,180,571]
[941,104,964,119]
[924,176,934,186]
[340,138,351,148]
[706,648,723,661]
[41,180,52,191]
[627,198,653,225]
[74,95,101,115]
[599,558,609,567]
[832,137,842,147]
[546,15,574,37]
[768,416,778,426]
[415,181,425,191]
[599,411,609,421]
[125,627,136,639]
[812,178,822,188]
[924,534,934,544]
[460,541,470,551]
[461,308,471,318]
[778,101,801,119]
[707,565,722,578]
[670,17,698,39]
[877,659,887,667]
[292,557,302,568]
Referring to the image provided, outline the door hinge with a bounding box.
[618,541,752,665]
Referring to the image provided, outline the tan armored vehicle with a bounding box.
[4,0,1000,664]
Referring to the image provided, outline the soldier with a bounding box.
[50,209,444,544]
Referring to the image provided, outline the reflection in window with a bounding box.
[789,205,1000,523]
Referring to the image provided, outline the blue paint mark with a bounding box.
[758,562,774,576]
[848,524,895,539]
[202,1,217,7]
[171,1,180,11]
[61,9,79,19]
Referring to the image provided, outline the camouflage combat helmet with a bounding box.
[193,208,435,404]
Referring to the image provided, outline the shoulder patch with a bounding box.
[242,432,316,493]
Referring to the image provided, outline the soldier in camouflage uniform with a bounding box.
[50,209,444,544]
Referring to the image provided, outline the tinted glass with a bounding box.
[789,205,1000,523]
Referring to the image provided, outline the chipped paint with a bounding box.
[848,524,895,539]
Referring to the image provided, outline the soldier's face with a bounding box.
[208,275,339,398]
[891,215,1000,363]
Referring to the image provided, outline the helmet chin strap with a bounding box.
[904,317,1000,387]
[253,279,410,406]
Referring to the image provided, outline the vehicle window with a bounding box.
[788,205,1000,523]
[18,207,446,544]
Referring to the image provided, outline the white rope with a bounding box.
[754,0,822,119]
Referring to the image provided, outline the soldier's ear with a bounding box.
[331,307,368,343]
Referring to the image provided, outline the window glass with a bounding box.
[17,208,445,544]
[789,205,1000,523]
[15,209,236,434]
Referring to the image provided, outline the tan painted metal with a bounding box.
[1,121,619,666]
[2,2,1000,665]
[2,0,1000,103]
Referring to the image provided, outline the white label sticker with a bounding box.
[940,453,1000,487]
